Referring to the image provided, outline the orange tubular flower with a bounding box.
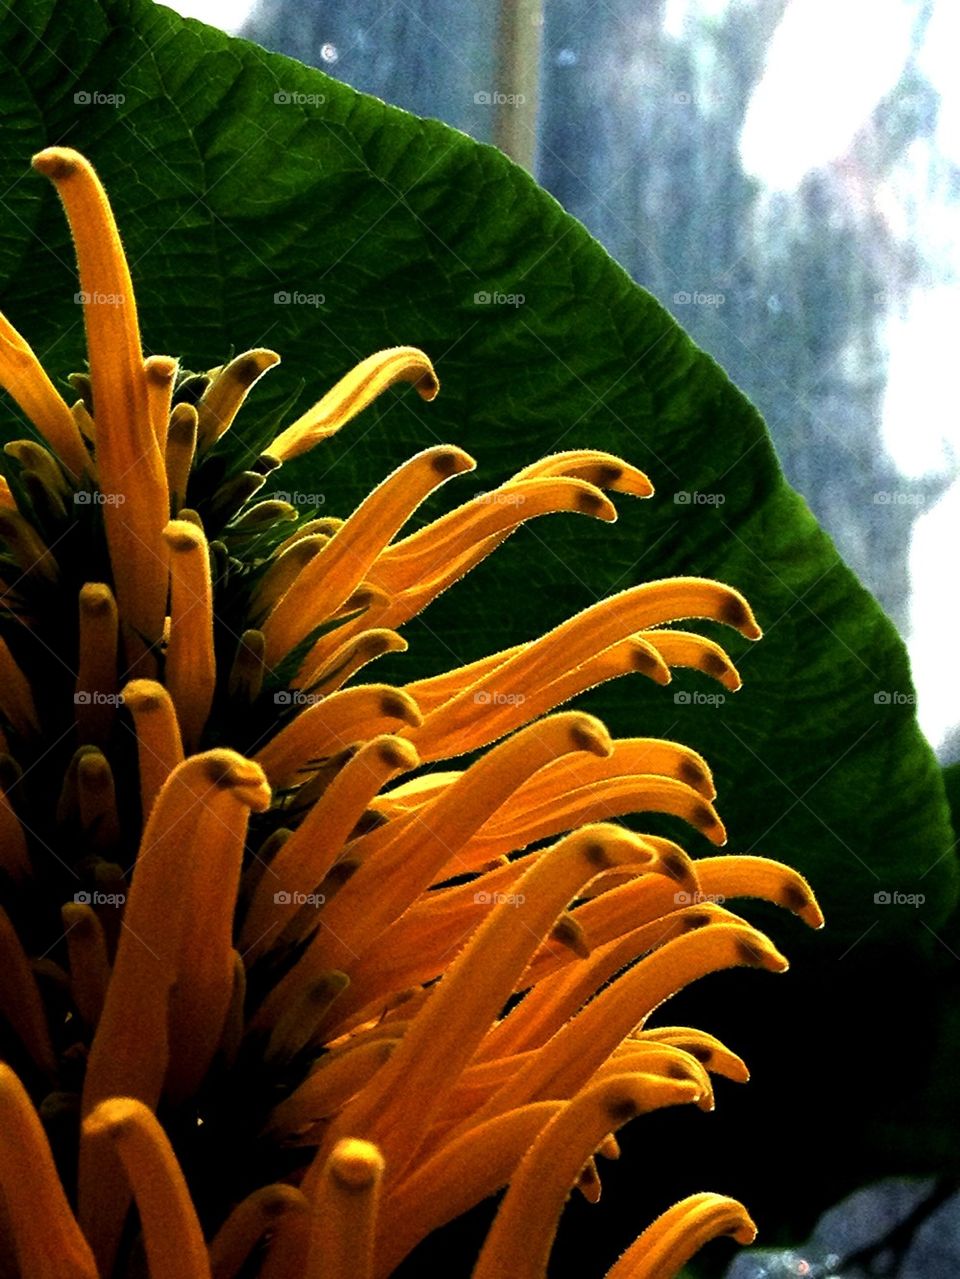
[0,146,822,1279]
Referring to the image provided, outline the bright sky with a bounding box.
[740,0,918,191]
[738,0,960,752]
[163,0,252,33]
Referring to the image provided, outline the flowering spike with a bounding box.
[145,354,179,449]
[228,628,267,702]
[370,475,618,597]
[0,1064,98,1277]
[0,635,39,739]
[634,1027,750,1084]
[0,311,91,480]
[166,401,198,514]
[61,901,110,1029]
[641,627,743,691]
[472,1074,703,1279]
[254,684,422,789]
[269,714,613,1026]
[84,1098,211,1279]
[250,533,330,619]
[242,734,418,961]
[0,904,56,1075]
[465,921,787,1136]
[375,1102,562,1276]
[164,518,217,751]
[295,627,408,694]
[316,824,657,1182]
[196,348,280,451]
[262,446,475,666]
[77,748,121,848]
[511,449,654,497]
[304,1139,385,1279]
[604,1193,757,1279]
[696,854,824,928]
[72,396,96,444]
[75,583,119,743]
[5,439,71,513]
[268,1038,396,1140]
[0,145,820,1279]
[208,1184,309,1279]
[267,346,439,462]
[408,635,670,761]
[121,678,185,818]
[0,508,59,583]
[80,751,269,1269]
[33,147,169,660]
[492,904,730,1059]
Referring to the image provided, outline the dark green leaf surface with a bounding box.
[0,0,957,1268]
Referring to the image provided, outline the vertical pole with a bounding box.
[493,0,545,173]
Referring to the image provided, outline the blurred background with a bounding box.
[167,1,960,1273]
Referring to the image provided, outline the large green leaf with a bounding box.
[1,0,956,1271]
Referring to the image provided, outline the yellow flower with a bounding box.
[0,147,822,1278]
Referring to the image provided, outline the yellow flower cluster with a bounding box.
[0,148,821,1278]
